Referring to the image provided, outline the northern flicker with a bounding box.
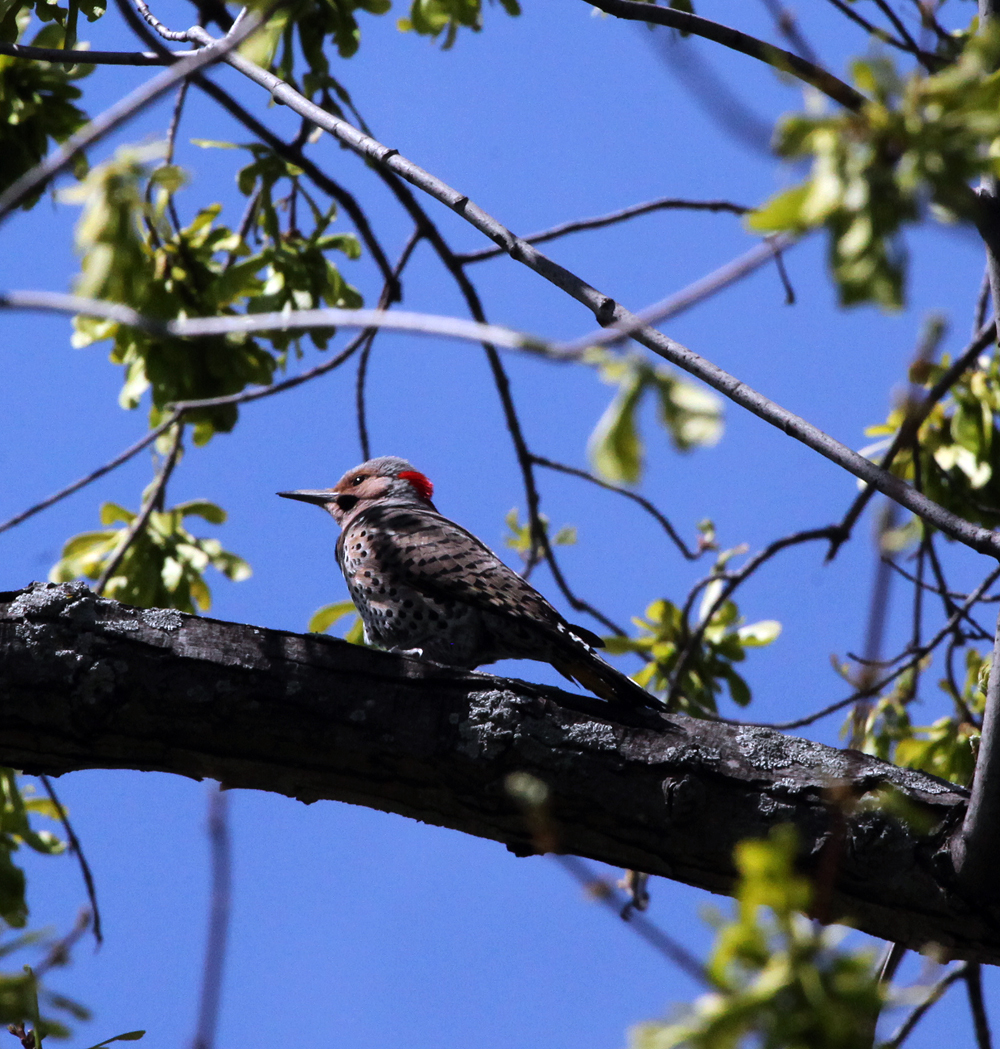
[278,455,656,708]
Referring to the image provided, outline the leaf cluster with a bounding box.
[854,647,986,786]
[0,21,90,206]
[503,507,576,560]
[604,582,781,717]
[67,145,361,444]
[50,499,250,613]
[631,826,882,1049]
[0,771,88,1040]
[751,26,1000,308]
[866,348,1000,530]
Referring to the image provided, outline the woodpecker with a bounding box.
[278,455,656,708]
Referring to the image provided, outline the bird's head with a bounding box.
[278,455,436,526]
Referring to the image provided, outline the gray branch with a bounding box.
[1,582,997,962]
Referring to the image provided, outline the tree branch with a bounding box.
[0,40,193,63]
[1,581,995,962]
[583,0,866,111]
[455,197,750,265]
[170,36,1000,560]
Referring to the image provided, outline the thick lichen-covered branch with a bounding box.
[0,582,994,961]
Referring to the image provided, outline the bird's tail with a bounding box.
[552,648,660,709]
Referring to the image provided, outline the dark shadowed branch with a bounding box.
[0,581,991,961]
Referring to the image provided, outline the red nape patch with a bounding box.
[399,470,434,501]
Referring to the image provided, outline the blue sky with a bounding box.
[2,1,996,1046]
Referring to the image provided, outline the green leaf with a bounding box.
[747,183,812,233]
[308,600,358,634]
[588,369,644,483]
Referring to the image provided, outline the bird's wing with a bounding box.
[360,505,596,643]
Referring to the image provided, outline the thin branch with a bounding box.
[132,0,193,41]
[94,423,183,594]
[0,10,263,222]
[824,0,911,52]
[33,908,92,979]
[171,328,378,411]
[38,775,102,945]
[191,786,231,1049]
[0,411,181,536]
[0,40,194,63]
[666,526,842,705]
[0,291,539,351]
[965,962,993,1049]
[849,502,898,747]
[355,228,423,461]
[455,197,750,265]
[164,78,190,164]
[975,266,992,336]
[763,564,1000,730]
[758,0,820,66]
[553,856,708,985]
[173,30,1000,559]
[871,0,924,56]
[557,233,798,354]
[880,964,966,1049]
[530,454,700,561]
[885,557,1000,605]
[583,0,867,111]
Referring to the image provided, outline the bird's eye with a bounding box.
[351,475,365,486]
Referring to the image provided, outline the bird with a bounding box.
[278,455,657,708]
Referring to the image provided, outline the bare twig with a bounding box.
[0,40,196,63]
[171,329,376,411]
[530,454,700,561]
[965,962,993,1049]
[824,0,922,57]
[0,411,181,536]
[455,197,750,265]
[558,233,797,354]
[132,0,192,40]
[880,964,966,1048]
[355,228,423,461]
[94,424,183,594]
[191,786,231,1049]
[0,291,538,352]
[759,0,820,65]
[38,776,102,945]
[553,855,707,985]
[584,0,867,111]
[850,503,898,747]
[975,266,993,336]
[872,0,923,56]
[665,526,843,705]
[164,78,190,164]
[763,564,1000,730]
[33,909,92,978]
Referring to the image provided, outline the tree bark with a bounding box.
[1,581,994,961]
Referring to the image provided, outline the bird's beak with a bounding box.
[277,489,336,507]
